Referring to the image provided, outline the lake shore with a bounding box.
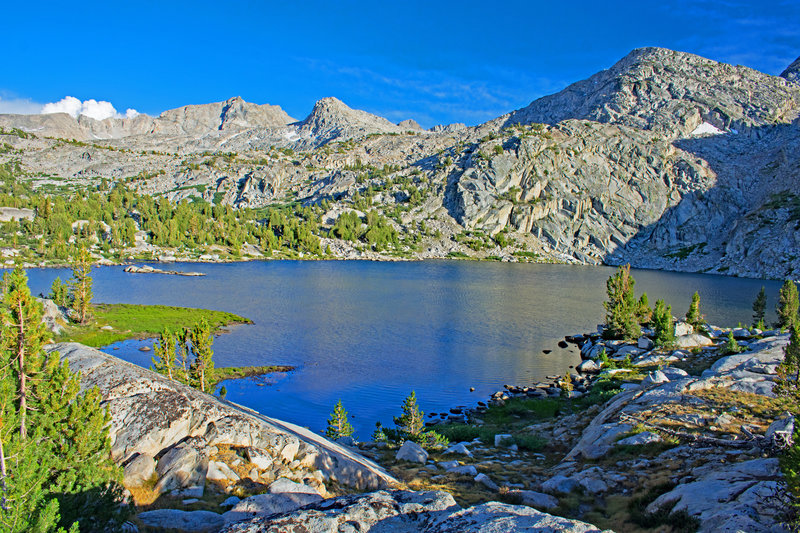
[357,322,791,531]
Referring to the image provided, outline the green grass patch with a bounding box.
[447,251,470,259]
[59,303,252,347]
[209,365,293,390]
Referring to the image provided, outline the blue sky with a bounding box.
[1,0,798,128]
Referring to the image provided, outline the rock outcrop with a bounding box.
[219,489,609,533]
[49,343,396,495]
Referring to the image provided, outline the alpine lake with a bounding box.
[25,260,784,437]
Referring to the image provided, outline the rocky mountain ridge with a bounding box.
[1,47,799,279]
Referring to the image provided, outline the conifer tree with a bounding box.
[777,280,800,330]
[636,293,652,325]
[394,390,424,439]
[48,276,70,308]
[604,265,639,340]
[685,291,704,329]
[775,323,800,401]
[152,329,177,381]
[721,331,742,355]
[187,319,214,392]
[325,400,354,440]
[652,299,675,348]
[70,246,93,325]
[0,268,126,531]
[752,286,767,329]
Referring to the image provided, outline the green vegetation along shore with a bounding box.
[59,302,252,347]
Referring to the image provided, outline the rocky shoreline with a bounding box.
[51,315,793,532]
[352,321,793,532]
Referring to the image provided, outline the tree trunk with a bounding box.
[16,299,26,440]
[0,434,7,511]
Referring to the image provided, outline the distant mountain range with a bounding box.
[1,47,799,279]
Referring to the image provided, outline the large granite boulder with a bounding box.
[49,343,396,493]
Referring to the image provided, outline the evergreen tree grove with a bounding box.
[636,293,652,326]
[325,400,354,440]
[604,264,639,340]
[777,280,800,330]
[0,268,126,532]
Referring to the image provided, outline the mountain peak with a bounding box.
[503,47,800,137]
[781,56,800,83]
[297,97,403,145]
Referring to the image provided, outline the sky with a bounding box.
[1,0,798,128]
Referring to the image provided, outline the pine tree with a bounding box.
[777,280,800,330]
[187,319,214,392]
[636,293,652,325]
[722,331,742,355]
[152,329,177,381]
[775,323,800,401]
[652,299,675,348]
[325,400,354,440]
[0,268,126,532]
[394,390,424,439]
[685,291,704,329]
[49,276,71,308]
[752,286,767,329]
[603,264,639,340]
[70,246,93,325]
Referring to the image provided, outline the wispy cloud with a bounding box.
[299,58,568,128]
[0,95,43,115]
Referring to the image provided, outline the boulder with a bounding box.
[431,502,608,532]
[396,440,428,464]
[514,490,559,510]
[637,337,654,350]
[438,460,460,470]
[449,465,478,477]
[474,473,499,491]
[733,328,751,339]
[541,475,579,495]
[494,434,513,447]
[123,453,156,487]
[138,509,224,533]
[674,322,694,336]
[577,359,601,374]
[766,414,794,446]
[443,442,472,456]
[243,447,274,470]
[641,370,669,387]
[155,442,208,494]
[674,334,714,348]
[207,460,240,482]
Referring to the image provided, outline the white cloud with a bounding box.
[40,96,140,121]
[0,96,45,115]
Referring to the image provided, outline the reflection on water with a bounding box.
[25,261,782,436]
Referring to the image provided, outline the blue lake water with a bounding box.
[24,261,783,437]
